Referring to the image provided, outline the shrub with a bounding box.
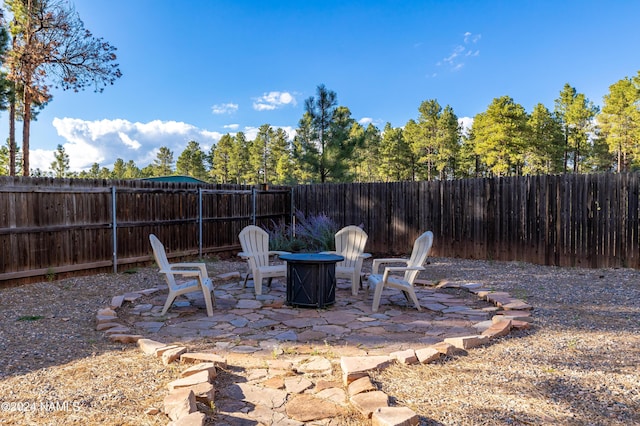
[267,210,338,252]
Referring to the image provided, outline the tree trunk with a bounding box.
[22,89,31,176]
[9,99,16,176]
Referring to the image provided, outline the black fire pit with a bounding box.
[279,253,344,308]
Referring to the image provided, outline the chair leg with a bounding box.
[405,288,422,312]
[162,292,177,315]
[201,278,216,316]
[371,279,385,312]
[254,272,262,295]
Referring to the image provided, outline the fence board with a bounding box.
[293,173,640,269]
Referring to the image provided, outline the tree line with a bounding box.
[1,3,639,182]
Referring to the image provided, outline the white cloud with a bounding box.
[359,117,373,125]
[437,32,481,72]
[224,124,240,130]
[459,116,474,136]
[241,125,296,141]
[50,118,222,171]
[253,91,297,111]
[211,103,239,114]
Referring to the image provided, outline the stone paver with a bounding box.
[97,272,536,424]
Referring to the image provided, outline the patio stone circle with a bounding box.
[96,270,533,425]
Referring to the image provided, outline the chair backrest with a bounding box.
[335,225,368,268]
[404,231,434,283]
[238,225,270,268]
[149,234,177,288]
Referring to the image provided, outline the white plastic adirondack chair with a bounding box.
[238,225,289,295]
[367,231,434,312]
[149,234,215,316]
[322,225,371,296]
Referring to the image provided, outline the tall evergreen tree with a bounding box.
[111,158,126,179]
[554,83,599,173]
[269,127,293,184]
[152,146,174,176]
[435,105,460,179]
[249,124,275,184]
[599,75,640,172]
[292,112,319,183]
[299,84,354,182]
[471,96,529,177]
[5,0,121,176]
[50,143,69,177]
[176,140,207,180]
[525,103,564,175]
[209,133,234,183]
[377,123,413,181]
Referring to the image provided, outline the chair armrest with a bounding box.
[168,262,208,278]
[382,265,425,281]
[359,253,372,259]
[237,251,250,259]
[372,258,409,274]
[319,250,337,255]
[269,251,291,257]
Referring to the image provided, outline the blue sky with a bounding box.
[4,0,640,172]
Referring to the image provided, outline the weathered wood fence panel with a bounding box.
[293,173,640,269]
[3,173,639,285]
[0,177,291,285]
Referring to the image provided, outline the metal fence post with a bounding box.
[251,186,257,225]
[112,186,117,273]
[198,188,203,259]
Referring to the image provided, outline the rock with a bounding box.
[444,335,489,350]
[315,387,347,406]
[180,352,226,367]
[297,357,332,374]
[284,376,314,394]
[163,388,197,421]
[167,411,206,426]
[137,338,167,355]
[96,314,118,325]
[216,271,240,281]
[181,362,217,381]
[372,406,420,426]
[285,394,345,422]
[97,307,117,317]
[340,356,392,385]
[104,326,131,335]
[429,341,457,356]
[503,300,533,310]
[162,346,188,365]
[108,334,143,343]
[481,319,512,338]
[110,295,125,309]
[390,349,418,365]
[167,371,211,391]
[96,322,121,331]
[262,376,286,389]
[350,390,389,418]
[415,347,441,364]
[180,382,215,404]
[348,376,376,396]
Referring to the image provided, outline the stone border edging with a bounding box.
[94,276,534,425]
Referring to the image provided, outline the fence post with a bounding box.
[290,187,295,238]
[198,188,203,259]
[112,186,118,273]
[252,187,257,225]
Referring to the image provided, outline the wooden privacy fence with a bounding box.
[0,177,292,285]
[293,173,640,269]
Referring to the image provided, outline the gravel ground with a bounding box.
[374,258,640,426]
[0,257,639,425]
